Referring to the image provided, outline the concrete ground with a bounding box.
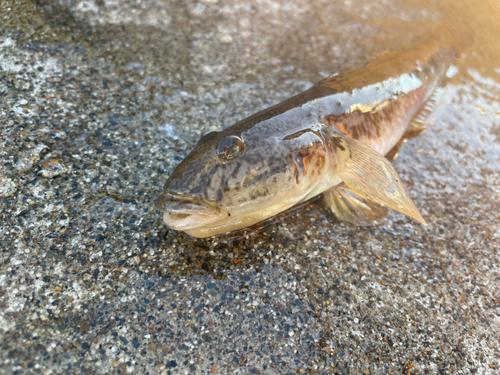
[1,0,499,374]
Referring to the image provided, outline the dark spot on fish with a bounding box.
[251,188,269,199]
[298,147,310,158]
[216,189,224,201]
[190,185,202,195]
[330,136,345,151]
[231,164,241,179]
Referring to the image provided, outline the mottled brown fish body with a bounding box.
[155,42,453,237]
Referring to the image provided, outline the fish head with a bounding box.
[155,126,330,237]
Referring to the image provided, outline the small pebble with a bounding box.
[0,178,17,197]
[13,79,31,90]
[40,159,69,178]
[48,76,63,83]
[14,144,49,173]
[219,34,233,44]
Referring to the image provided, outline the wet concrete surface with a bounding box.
[1,0,499,374]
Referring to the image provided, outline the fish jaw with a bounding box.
[181,194,306,238]
[155,191,229,232]
[156,180,313,238]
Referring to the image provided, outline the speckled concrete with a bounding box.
[1,0,499,374]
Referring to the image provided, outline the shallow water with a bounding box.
[1,0,499,373]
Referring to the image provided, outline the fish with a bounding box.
[155,40,455,238]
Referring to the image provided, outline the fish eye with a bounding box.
[217,135,245,162]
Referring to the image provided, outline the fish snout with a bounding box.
[154,191,229,231]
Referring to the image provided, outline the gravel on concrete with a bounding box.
[1,0,499,374]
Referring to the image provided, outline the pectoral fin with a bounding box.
[332,135,426,225]
[323,183,391,226]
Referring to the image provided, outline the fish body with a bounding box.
[155,42,453,238]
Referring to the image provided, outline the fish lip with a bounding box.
[154,190,229,230]
[154,191,220,214]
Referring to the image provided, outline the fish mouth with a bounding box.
[154,191,229,231]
